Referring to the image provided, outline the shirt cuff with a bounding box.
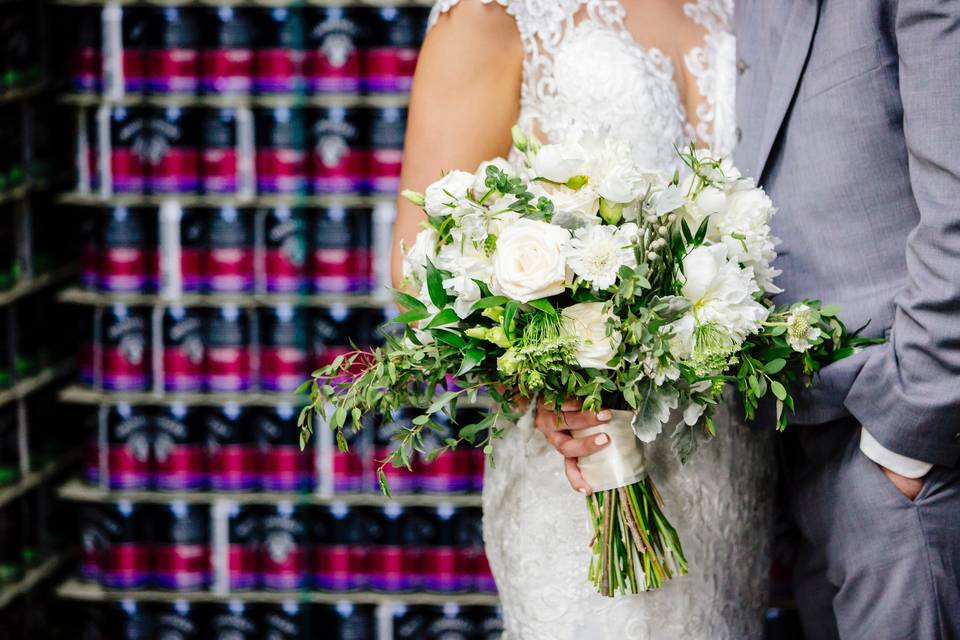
[859,427,934,479]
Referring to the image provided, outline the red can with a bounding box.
[205,306,252,393]
[145,8,200,94]
[201,8,254,95]
[305,7,361,93]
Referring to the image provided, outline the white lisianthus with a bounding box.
[437,231,493,318]
[563,223,638,290]
[785,304,823,353]
[560,302,622,369]
[401,228,437,290]
[654,184,686,216]
[491,219,570,303]
[473,157,515,197]
[531,182,600,229]
[424,170,476,218]
[679,244,769,346]
[533,141,586,183]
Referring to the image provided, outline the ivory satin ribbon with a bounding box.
[573,410,647,492]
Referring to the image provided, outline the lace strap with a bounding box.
[427,0,511,30]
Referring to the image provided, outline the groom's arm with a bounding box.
[844,1,960,469]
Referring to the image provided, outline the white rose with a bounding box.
[401,228,437,287]
[473,157,515,196]
[491,219,570,303]
[531,182,599,229]
[533,141,586,183]
[424,170,476,218]
[560,302,622,369]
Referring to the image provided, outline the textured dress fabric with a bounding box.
[428,2,774,638]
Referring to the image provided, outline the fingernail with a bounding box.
[594,434,609,446]
[578,488,589,495]
[597,410,612,421]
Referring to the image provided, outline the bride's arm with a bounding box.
[391,2,523,289]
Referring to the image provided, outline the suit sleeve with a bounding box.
[843,1,960,468]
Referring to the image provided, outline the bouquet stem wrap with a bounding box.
[575,411,688,596]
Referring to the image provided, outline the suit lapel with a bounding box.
[753,0,821,180]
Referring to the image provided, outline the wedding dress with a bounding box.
[428,2,774,638]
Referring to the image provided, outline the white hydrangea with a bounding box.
[563,223,639,290]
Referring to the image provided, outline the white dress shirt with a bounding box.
[860,427,934,479]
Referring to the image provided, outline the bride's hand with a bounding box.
[534,399,612,495]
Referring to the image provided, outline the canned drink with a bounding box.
[418,412,474,494]
[152,501,211,590]
[205,306,253,392]
[201,109,240,195]
[312,503,368,591]
[145,8,200,94]
[313,603,375,640]
[310,207,372,294]
[209,601,259,640]
[79,507,108,582]
[309,306,352,370]
[82,108,101,192]
[101,501,151,589]
[100,207,147,293]
[255,107,306,194]
[121,9,148,93]
[259,305,308,393]
[206,404,258,491]
[153,403,206,490]
[144,212,161,292]
[308,107,364,194]
[227,503,260,590]
[263,207,307,293]
[304,8,362,93]
[207,207,254,293]
[361,7,427,93]
[110,108,148,194]
[368,503,418,592]
[423,604,477,640]
[80,215,100,289]
[154,601,201,640]
[254,8,305,94]
[147,107,200,194]
[388,605,430,640]
[162,307,205,392]
[472,607,505,640]
[261,601,308,640]
[255,405,314,492]
[105,404,152,490]
[422,504,469,593]
[105,600,152,640]
[80,311,96,387]
[331,417,368,494]
[180,209,207,292]
[201,7,254,95]
[457,508,495,593]
[261,502,308,591]
[100,305,150,391]
[367,107,406,193]
[70,9,101,92]
[372,409,419,494]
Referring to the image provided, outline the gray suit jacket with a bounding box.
[734,0,960,467]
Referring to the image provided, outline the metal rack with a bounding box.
[0,556,67,610]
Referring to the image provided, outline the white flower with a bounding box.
[715,186,782,294]
[491,218,570,303]
[473,157,515,197]
[679,244,769,346]
[560,302,621,369]
[785,304,823,353]
[642,351,681,386]
[654,184,687,216]
[486,205,520,237]
[437,232,493,318]
[424,170,476,218]
[401,228,437,290]
[533,141,586,183]
[683,402,705,426]
[563,223,638,290]
[531,182,599,229]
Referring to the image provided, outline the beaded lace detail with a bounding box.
[428,3,769,639]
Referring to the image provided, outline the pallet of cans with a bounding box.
[78,502,494,595]
[66,6,429,97]
[78,304,385,394]
[76,104,405,196]
[80,206,377,295]
[75,600,503,640]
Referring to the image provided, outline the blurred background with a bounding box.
[0,1,803,638]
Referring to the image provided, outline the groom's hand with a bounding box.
[880,465,925,501]
[534,399,611,495]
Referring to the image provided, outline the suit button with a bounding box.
[736,127,743,143]
[737,58,750,75]
[954,432,960,441]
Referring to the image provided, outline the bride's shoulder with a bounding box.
[428,0,582,39]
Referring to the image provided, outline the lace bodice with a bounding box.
[429,0,737,166]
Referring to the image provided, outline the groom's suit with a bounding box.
[735,1,960,638]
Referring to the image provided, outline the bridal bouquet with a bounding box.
[299,127,877,596]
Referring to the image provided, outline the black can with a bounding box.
[104,600,153,640]
[162,307,205,393]
[109,107,149,194]
[258,305,308,393]
[254,8,305,94]
[209,601,259,640]
[121,9,148,93]
[201,7,254,95]
[79,506,109,583]
[205,306,253,392]
[100,206,147,293]
[458,507,495,593]
[255,405,314,492]
[421,504,468,593]
[100,304,150,392]
[312,503,369,591]
[310,207,373,294]
[472,606,505,640]
[305,7,362,93]
[153,403,206,491]
[80,214,100,290]
[105,404,152,491]
[255,107,306,194]
[361,7,428,93]
[260,502,308,591]
[147,107,200,194]
[262,207,307,293]
[367,106,406,194]
[154,601,202,640]
[153,501,211,590]
[206,404,258,491]
[201,109,241,195]
[70,8,101,92]
[261,602,308,640]
[308,107,365,194]
[180,208,207,292]
[227,503,260,591]
[368,503,418,592]
[145,7,200,94]
[207,206,254,293]
[313,603,375,640]
[100,501,151,590]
